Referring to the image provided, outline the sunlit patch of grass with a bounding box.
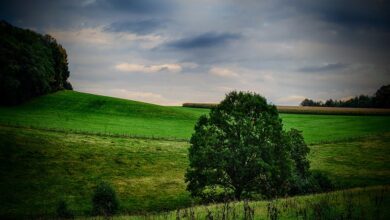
[0,90,389,144]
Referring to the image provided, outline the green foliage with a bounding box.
[0,20,72,105]
[301,84,390,108]
[311,171,334,192]
[56,200,74,219]
[186,91,313,200]
[92,181,119,216]
[375,85,390,108]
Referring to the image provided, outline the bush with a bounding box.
[311,171,334,192]
[56,200,74,219]
[185,91,313,200]
[92,181,119,216]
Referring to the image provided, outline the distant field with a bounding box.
[277,105,390,115]
[1,125,389,217]
[183,103,390,115]
[0,91,390,144]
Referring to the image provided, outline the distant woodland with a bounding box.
[0,21,72,105]
[301,85,390,108]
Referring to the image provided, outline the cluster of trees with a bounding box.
[186,91,332,202]
[0,20,72,105]
[301,85,390,108]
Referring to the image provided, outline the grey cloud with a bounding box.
[104,19,163,35]
[165,32,241,49]
[298,63,348,73]
[1,0,390,105]
[99,0,173,14]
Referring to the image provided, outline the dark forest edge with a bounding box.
[0,20,72,106]
[300,85,390,108]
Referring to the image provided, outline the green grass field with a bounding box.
[0,90,389,218]
[1,125,389,217]
[0,90,389,144]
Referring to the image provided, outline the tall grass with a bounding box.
[110,185,389,220]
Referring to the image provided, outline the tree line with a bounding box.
[0,20,72,105]
[301,85,390,108]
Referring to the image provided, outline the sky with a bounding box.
[1,0,390,105]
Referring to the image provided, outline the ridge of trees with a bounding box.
[0,20,72,105]
[301,85,390,108]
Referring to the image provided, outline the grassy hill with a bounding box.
[0,90,390,217]
[0,90,390,144]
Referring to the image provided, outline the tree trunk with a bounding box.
[234,187,242,200]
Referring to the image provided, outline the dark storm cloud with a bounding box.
[104,19,163,35]
[0,0,173,30]
[289,0,390,30]
[166,32,241,49]
[298,63,349,73]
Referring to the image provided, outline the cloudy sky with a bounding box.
[1,0,390,105]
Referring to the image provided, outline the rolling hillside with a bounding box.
[0,90,389,217]
[0,90,390,144]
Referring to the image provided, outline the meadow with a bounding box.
[0,126,389,217]
[0,90,389,218]
[0,91,390,144]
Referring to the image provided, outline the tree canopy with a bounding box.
[0,20,72,105]
[185,91,315,201]
[301,85,390,108]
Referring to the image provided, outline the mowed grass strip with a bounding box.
[1,126,389,217]
[0,90,389,144]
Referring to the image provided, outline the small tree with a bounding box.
[92,181,119,216]
[185,91,311,200]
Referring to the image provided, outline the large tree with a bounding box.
[185,91,311,200]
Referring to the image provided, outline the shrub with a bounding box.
[56,200,74,219]
[92,181,119,216]
[311,171,334,192]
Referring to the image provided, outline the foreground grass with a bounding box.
[0,90,389,143]
[1,126,389,217]
[110,185,390,220]
[0,126,190,218]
